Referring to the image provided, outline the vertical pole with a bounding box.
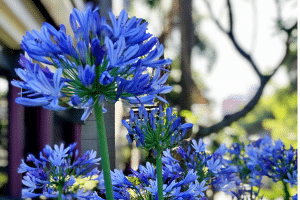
[179,0,194,111]
[8,85,24,199]
[72,123,82,156]
[37,108,53,151]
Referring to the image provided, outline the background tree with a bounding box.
[137,0,297,140]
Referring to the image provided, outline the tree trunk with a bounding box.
[179,0,194,111]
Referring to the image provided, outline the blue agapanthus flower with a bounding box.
[167,139,239,196]
[19,142,101,199]
[12,7,172,120]
[122,105,193,150]
[228,136,298,199]
[129,161,208,200]
[292,194,298,200]
[242,136,297,186]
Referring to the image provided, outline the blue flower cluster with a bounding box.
[105,139,238,199]
[228,136,298,199]
[19,137,298,199]
[172,139,239,195]
[12,7,172,120]
[122,105,193,150]
[19,143,101,199]
[130,161,208,199]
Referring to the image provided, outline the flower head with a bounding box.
[130,161,206,199]
[170,138,239,195]
[122,105,193,150]
[227,136,298,199]
[12,7,172,120]
[19,142,101,199]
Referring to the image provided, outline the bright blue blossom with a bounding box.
[19,142,101,199]
[130,161,207,199]
[191,138,206,153]
[190,180,209,197]
[111,169,133,187]
[284,171,297,187]
[12,7,172,120]
[207,157,222,174]
[78,64,96,87]
[242,136,297,186]
[292,194,298,200]
[11,55,66,111]
[228,136,298,199]
[122,105,193,150]
[169,138,239,195]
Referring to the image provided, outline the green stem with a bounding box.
[93,99,114,200]
[156,148,164,200]
[58,184,63,200]
[283,180,290,200]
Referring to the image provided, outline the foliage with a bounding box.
[0,172,8,189]
[261,86,297,148]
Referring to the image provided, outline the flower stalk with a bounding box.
[156,148,164,200]
[283,180,290,200]
[58,184,63,200]
[93,98,114,200]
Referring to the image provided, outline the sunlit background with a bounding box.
[0,0,297,199]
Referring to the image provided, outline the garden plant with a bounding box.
[12,6,297,200]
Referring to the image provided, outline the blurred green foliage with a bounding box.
[258,180,297,200]
[213,84,297,149]
[0,172,7,189]
[261,86,297,148]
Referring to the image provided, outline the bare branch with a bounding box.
[191,0,297,139]
[227,0,233,33]
[203,0,227,33]
[192,76,270,140]
[269,22,297,77]
[203,0,263,78]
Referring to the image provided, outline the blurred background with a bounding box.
[0,0,297,199]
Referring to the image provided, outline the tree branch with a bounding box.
[270,21,297,77]
[227,0,233,33]
[191,0,297,139]
[203,0,263,78]
[192,76,270,140]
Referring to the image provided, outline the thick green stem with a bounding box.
[156,148,164,200]
[93,99,114,200]
[58,184,63,200]
[283,180,290,200]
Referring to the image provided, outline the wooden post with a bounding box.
[72,123,82,156]
[37,108,53,151]
[8,85,24,199]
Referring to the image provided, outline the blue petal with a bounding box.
[91,38,105,64]
[155,95,169,104]
[15,97,49,107]
[42,98,65,111]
